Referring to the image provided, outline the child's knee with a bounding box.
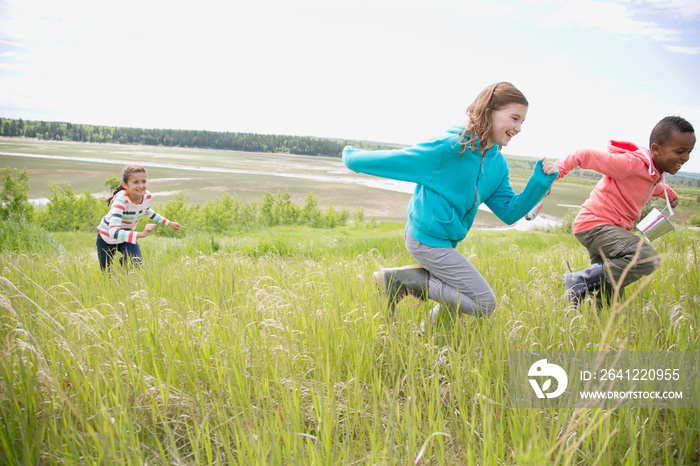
[637,248,661,275]
[478,292,498,316]
[120,254,143,268]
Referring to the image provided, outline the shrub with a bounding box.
[273,190,300,225]
[300,192,322,227]
[547,208,579,234]
[259,190,302,226]
[199,193,257,233]
[351,206,365,224]
[322,202,349,228]
[0,167,34,221]
[104,176,121,193]
[37,183,103,232]
[150,193,199,237]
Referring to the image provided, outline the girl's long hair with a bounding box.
[459,82,528,155]
[106,164,147,205]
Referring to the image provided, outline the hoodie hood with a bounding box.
[447,125,499,157]
[608,140,657,176]
[607,140,674,215]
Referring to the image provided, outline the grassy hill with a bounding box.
[1,222,698,464]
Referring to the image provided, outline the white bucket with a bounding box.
[636,208,674,242]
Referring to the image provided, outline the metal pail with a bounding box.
[636,208,674,242]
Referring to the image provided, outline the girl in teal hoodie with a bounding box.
[343,82,558,325]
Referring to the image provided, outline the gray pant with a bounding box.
[574,225,660,289]
[404,232,497,316]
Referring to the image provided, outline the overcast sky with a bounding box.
[1,0,700,173]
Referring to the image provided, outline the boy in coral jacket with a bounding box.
[554,116,695,307]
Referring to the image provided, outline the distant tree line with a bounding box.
[0,117,400,157]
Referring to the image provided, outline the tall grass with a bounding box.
[0,222,698,464]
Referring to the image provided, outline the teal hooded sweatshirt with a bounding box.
[342,126,558,248]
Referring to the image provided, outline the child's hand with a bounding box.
[540,157,557,175]
[137,223,156,238]
[670,197,679,208]
[169,222,182,231]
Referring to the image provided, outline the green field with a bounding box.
[1,138,699,464]
[0,222,698,464]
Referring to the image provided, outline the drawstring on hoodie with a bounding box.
[640,147,674,217]
[465,151,485,218]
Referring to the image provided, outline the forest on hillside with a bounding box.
[0,117,399,158]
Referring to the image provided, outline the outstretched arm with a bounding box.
[342,138,445,185]
[485,158,558,225]
[554,148,633,180]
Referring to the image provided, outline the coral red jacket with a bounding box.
[555,141,676,234]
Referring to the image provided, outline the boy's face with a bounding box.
[651,130,695,175]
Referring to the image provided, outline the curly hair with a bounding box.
[459,82,528,155]
[649,116,695,148]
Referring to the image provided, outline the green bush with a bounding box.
[37,183,103,232]
[548,208,579,234]
[28,184,364,235]
[104,176,121,193]
[300,192,322,227]
[0,167,34,221]
[149,192,199,237]
[198,193,258,233]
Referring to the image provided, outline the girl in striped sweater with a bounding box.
[96,164,181,270]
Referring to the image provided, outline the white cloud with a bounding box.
[665,45,700,55]
[537,0,679,42]
[1,0,699,173]
[644,0,700,19]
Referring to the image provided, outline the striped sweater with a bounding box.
[97,190,170,244]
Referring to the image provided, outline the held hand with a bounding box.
[540,157,557,176]
[670,197,679,208]
[169,222,182,231]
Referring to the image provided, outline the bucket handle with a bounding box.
[662,173,674,217]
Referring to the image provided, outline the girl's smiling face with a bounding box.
[122,171,148,202]
[486,103,528,150]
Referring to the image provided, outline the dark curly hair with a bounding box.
[649,116,694,147]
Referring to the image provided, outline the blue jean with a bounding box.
[404,232,497,316]
[96,234,143,271]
